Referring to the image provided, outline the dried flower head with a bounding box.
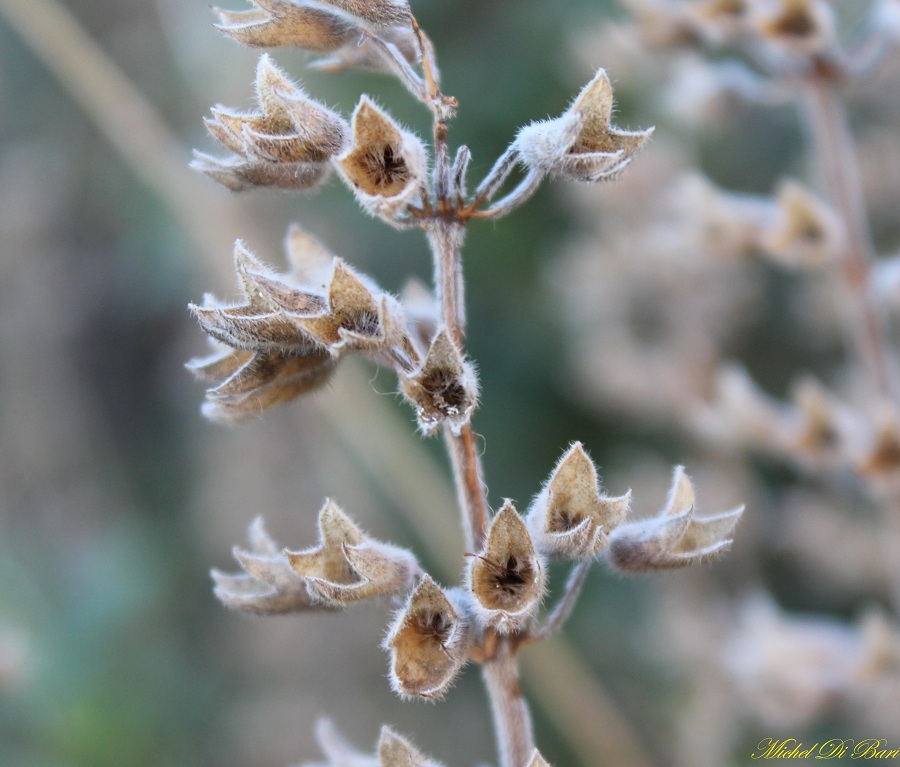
[384,575,472,699]
[192,55,349,190]
[337,96,428,220]
[309,24,420,73]
[527,442,630,559]
[751,0,836,58]
[468,502,545,633]
[319,0,411,29]
[213,0,363,51]
[607,466,743,571]
[514,69,653,183]
[759,181,843,267]
[400,329,478,435]
[211,517,332,614]
[525,750,552,767]
[285,499,420,605]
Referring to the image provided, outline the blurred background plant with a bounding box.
[0,1,898,767]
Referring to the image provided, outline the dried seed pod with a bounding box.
[211,517,333,615]
[384,575,472,700]
[286,499,420,605]
[515,69,653,183]
[377,726,443,767]
[607,466,743,571]
[467,502,545,633]
[214,0,363,52]
[527,442,630,559]
[759,181,843,268]
[400,329,478,435]
[751,0,836,57]
[336,97,428,221]
[193,55,349,191]
[320,0,410,28]
[188,344,336,421]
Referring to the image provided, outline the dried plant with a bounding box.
[187,1,745,765]
[550,0,900,760]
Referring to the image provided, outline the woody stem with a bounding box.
[482,635,535,767]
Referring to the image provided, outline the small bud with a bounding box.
[468,502,545,633]
[214,0,362,52]
[608,466,743,571]
[527,442,630,559]
[378,726,444,767]
[400,329,478,435]
[286,499,420,605]
[211,517,333,614]
[515,69,653,183]
[384,575,472,700]
[336,97,428,220]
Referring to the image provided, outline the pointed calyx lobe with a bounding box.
[607,466,743,571]
[514,68,653,183]
[468,502,545,634]
[285,499,419,605]
[400,329,478,435]
[527,442,630,559]
[384,575,472,699]
[211,516,332,615]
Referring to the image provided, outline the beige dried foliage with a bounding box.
[320,0,410,28]
[527,442,630,559]
[515,69,653,183]
[337,97,427,219]
[384,575,471,700]
[214,0,362,51]
[400,329,478,435]
[468,502,545,633]
[525,750,552,767]
[286,499,420,605]
[607,466,743,571]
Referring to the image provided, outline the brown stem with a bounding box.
[482,635,535,767]
[801,75,897,402]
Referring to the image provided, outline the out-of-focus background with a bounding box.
[1,0,899,766]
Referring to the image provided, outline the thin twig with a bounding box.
[482,636,535,767]
[531,560,592,642]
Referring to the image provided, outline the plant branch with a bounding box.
[482,635,535,767]
[531,560,592,642]
[801,73,897,402]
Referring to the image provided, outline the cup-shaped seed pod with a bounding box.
[336,97,428,221]
[400,329,478,436]
[384,575,472,700]
[211,517,334,614]
[514,69,653,184]
[286,499,420,606]
[468,502,545,634]
[378,726,444,767]
[607,466,744,571]
[214,0,363,52]
[527,442,631,559]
